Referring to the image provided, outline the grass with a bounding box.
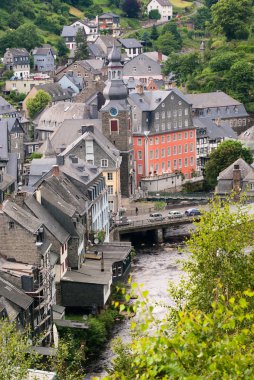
[170,0,193,8]
[69,5,84,18]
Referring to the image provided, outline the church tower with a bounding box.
[100,43,134,197]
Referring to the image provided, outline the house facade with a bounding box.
[118,38,143,59]
[71,19,98,42]
[97,13,121,36]
[5,76,53,95]
[129,86,196,187]
[3,48,30,78]
[32,46,55,73]
[61,25,86,53]
[147,0,173,21]
[123,53,164,85]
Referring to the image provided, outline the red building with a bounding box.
[129,86,196,187]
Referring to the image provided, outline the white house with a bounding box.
[71,19,98,42]
[147,0,173,21]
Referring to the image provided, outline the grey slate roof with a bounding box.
[0,172,15,191]
[153,0,172,6]
[28,157,56,187]
[185,91,241,109]
[143,51,168,63]
[217,158,252,181]
[118,38,143,49]
[0,96,17,115]
[3,200,42,234]
[36,83,72,102]
[0,275,33,310]
[88,43,105,59]
[61,25,84,37]
[0,118,22,133]
[6,153,18,180]
[193,117,237,140]
[129,89,171,111]
[40,184,77,218]
[32,47,53,56]
[123,54,162,77]
[6,48,29,57]
[98,12,119,19]
[24,194,70,244]
[0,123,8,161]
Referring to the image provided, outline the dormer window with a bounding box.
[148,66,151,72]
[234,106,238,114]
[9,221,15,229]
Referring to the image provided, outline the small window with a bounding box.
[107,172,113,180]
[108,185,113,194]
[9,221,15,229]
[101,159,108,168]
[110,120,118,132]
[137,138,142,146]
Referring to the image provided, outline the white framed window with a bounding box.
[190,131,193,138]
[161,123,165,131]
[162,111,165,119]
[107,172,113,180]
[185,108,188,115]
[178,133,182,140]
[190,143,194,152]
[155,137,159,145]
[185,119,189,127]
[161,148,165,158]
[178,145,182,154]
[155,112,159,120]
[101,159,108,168]
[178,109,182,116]
[173,133,176,141]
[108,185,113,194]
[184,132,188,139]
[138,164,143,174]
[137,138,142,146]
[184,144,188,153]
[174,159,177,169]
[185,158,188,167]
[155,149,159,159]
[168,160,171,169]
[167,122,171,130]
[190,157,194,166]
[149,137,153,145]
[150,150,154,159]
[167,110,171,117]
[138,150,142,160]
[162,162,165,171]
[161,136,165,143]
[173,146,177,155]
[167,147,171,156]
[167,135,171,142]
[178,159,182,168]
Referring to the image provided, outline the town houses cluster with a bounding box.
[0,10,251,348]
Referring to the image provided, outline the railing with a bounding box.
[115,216,197,231]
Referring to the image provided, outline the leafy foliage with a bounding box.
[204,140,253,189]
[148,10,161,20]
[27,90,51,119]
[74,29,89,60]
[122,0,141,18]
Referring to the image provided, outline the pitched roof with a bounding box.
[98,12,119,19]
[0,96,17,115]
[3,200,42,234]
[217,158,253,181]
[0,172,15,192]
[185,91,241,109]
[152,0,172,6]
[193,117,237,140]
[32,47,54,56]
[239,125,254,141]
[118,38,143,49]
[123,53,162,76]
[24,195,70,244]
[0,123,8,161]
[35,83,72,101]
[61,25,84,37]
[143,51,168,63]
[5,48,29,57]
[0,275,33,310]
[28,157,56,187]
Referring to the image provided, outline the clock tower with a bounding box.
[100,43,134,197]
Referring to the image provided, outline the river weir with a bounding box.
[85,239,187,379]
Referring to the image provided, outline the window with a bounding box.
[161,148,165,158]
[107,172,113,180]
[9,221,15,229]
[184,132,188,139]
[138,164,143,174]
[108,185,113,194]
[185,158,188,167]
[167,122,171,130]
[155,137,159,145]
[101,159,108,167]
[174,160,177,169]
[110,120,118,132]
[162,111,165,119]
[167,135,171,142]
[173,146,177,155]
[167,147,171,156]
[178,133,182,140]
[162,162,165,171]
[150,150,154,159]
[28,145,34,154]
[168,161,171,170]
[179,118,182,128]
[161,123,165,131]
[190,143,194,152]
[178,159,182,168]
[178,145,182,154]
[167,110,171,117]
[185,108,188,115]
[161,136,165,143]
[190,131,193,138]
[250,183,254,190]
[155,149,159,159]
[185,119,188,127]
[184,144,188,153]
[138,150,142,160]
[155,164,159,172]
[174,121,177,129]
[173,133,176,141]
[149,138,153,145]
[178,109,182,116]
[190,157,194,166]
[137,138,142,146]
[155,112,159,120]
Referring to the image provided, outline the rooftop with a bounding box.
[185,91,241,109]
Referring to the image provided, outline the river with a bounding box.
[85,239,187,379]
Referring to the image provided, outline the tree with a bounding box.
[163,52,201,84]
[74,29,88,60]
[211,0,252,40]
[0,321,33,380]
[191,6,211,30]
[27,90,51,119]
[228,60,254,103]
[122,0,141,18]
[150,24,158,40]
[154,32,181,56]
[204,140,253,189]
[148,10,161,20]
[57,37,69,59]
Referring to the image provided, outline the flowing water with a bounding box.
[85,238,187,379]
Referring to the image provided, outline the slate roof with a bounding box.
[193,117,238,140]
[35,83,72,102]
[6,153,18,180]
[88,43,105,59]
[61,25,84,37]
[40,184,77,218]
[185,92,241,109]
[239,126,254,141]
[217,158,253,181]
[32,47,53,56]
[28,157,56,187]
[118,38,143,49]
[123,54,162,77]
[3,200,42,234]
[153,0,172,6]
[38,119,102,155]
[129,89,171,111]
[0,123,8,161]
[78,59,104,74]
[0,96,17,115]
[98,12,119,19]
[24,194,70,244]
[0,275,33,310]
[0,172,15,191]
[143,51,168,63]
[5,48,29,57]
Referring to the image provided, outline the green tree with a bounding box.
[204,140,253,189]
[228,60,254,103]
[57,37,69,58]
[209,51,239,72]
[122,0,141,18]
[27,90,51,119]
[150,24,158,40]
[74,29,88,60]
[211,0,252,40]
[191,6,211,30]
[148,10,161,20]
[163,52,201,83]
[154,201,166,211]
[154,31,181,55]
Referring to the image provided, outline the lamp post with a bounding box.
[144,130,150,177]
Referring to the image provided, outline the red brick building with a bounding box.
[129,86,196,187]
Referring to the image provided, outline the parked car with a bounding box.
[185,208,202,216]
[148,213,165,222]
[114,216,132,226]
[168,210,184,219]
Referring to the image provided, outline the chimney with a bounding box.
[82,125,94,134]
[135,84,144,95]
[57,155,65,166]
[14,191,27,207]
[158,51,162,62]
[52,165,60,177]
[233,164,241,200]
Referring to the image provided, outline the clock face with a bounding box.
[109,107,118,117]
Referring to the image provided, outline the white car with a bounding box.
[168,210,184,219]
